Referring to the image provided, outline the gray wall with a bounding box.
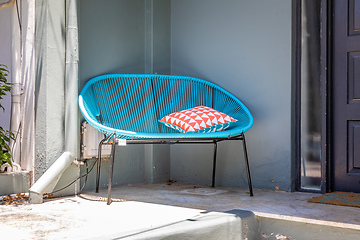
[78,0,293,191]
[35,0,66,177]
[170,0,293,191]
[79,0,146,88]
[34,0,79,195]
[79,0,171,87]
[79,0,171,190]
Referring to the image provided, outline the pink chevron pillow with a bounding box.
[159,106,237,133]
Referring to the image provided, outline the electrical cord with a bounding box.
[10,122,22,161]
[79,160,89,193]
[48,132,114,196]
[47,157,97,195]
[46,155,127,203]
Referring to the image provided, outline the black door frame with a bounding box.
[320,0,330,193]
[294,0,330,193]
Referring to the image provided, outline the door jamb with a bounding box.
[320,0,330,194]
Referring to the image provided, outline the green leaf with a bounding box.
[5,156,13,167]
[3,145,10,152]
[0,64,14,164]
[3,135,10,143]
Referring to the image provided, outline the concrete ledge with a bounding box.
[257,215,360,240]
[91,183,360,240]
[0,171,30,196]
[91,209,258,240]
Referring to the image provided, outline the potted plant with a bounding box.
[0,64,15,172]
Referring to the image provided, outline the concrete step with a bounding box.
[96,183,360,240]
[0,171,30,196]
[257,213,360,240]
[99,210,258,240]
[113,209,360,240]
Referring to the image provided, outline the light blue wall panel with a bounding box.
[79,0,146,89]
[78,0,293,191]
[153,0,171,74]
[78,0,171,190]
[79,0,147,189]
[170,0,293,190]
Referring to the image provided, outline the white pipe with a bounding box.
[20,0,35,174]
[65,0,79,155]
[29,152,76,204]
[0,0,15,9]
[10,0,22,168]
[29,0,79,203]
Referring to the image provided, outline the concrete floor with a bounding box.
[1,183,360,239]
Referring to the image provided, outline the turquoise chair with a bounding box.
[79,74,254,204]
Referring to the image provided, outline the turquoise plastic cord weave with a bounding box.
[79,74,254,139]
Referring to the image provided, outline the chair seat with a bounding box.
[79,74,253,140]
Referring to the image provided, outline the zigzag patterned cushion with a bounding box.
[159,106,238,133]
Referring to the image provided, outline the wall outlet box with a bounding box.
[81,121,111,159]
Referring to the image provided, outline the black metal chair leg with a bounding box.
[242,133,253,197]
[96,141,103,193]
[212,141,218,187]
[107,133,116,205]
[96,135,111,193]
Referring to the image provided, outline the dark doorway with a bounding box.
[331,0,360,192]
